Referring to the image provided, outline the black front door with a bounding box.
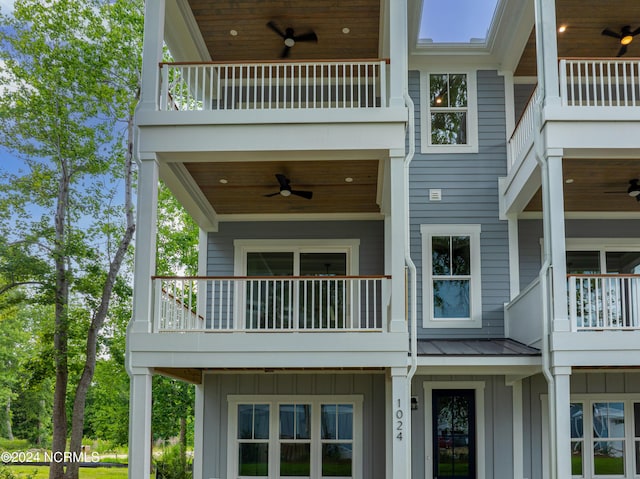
[432,389,476,479]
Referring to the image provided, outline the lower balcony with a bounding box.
[153,275,390,333]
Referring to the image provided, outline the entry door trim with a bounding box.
[424,381,485,479]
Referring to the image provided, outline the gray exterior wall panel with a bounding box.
[408,70,510,338]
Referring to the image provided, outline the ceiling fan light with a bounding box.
[621,35,634,45]
[628,180,640,197]
[280,189,291,197]
[284,38,295,47]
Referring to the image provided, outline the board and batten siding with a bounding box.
[201,372,386,479]
[517,219,640,289]
[408,70,510,338]
[206,221,384,276]
[411,374,515,479]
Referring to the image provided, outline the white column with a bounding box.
[507,214,520,300]
[192,382,205,479]
[508,377,524,479]
[387,153,407,333]
[128,369,152,479]
[390,367,409,479]
[130,156,159,333]
[551,367,572,479]
[546,153,569,331]
[534,0,560,106]
[388,0,408,107]
[139,0,166,110]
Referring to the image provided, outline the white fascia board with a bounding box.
[414,356,541,370]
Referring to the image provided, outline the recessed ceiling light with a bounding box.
[219,178,228,184]
[345,177,353,183]
[558,25,567,33]
[565,178,574,184]
[230,29,238,36]
[342,27,350,34]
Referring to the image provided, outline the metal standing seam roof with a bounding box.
[416,338,540,356]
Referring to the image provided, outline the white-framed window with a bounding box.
[541,395,640,478]
[421,224,482,328]
[227,395,363,479]
[419,71,478,153]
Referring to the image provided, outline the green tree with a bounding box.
[0,2,143,478]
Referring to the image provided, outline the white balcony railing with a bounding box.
[569,275,640,331]
[508,86,539,167]
[153,276,390,333]
[560,58,640,107]
[159,60,388,112]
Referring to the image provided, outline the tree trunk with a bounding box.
[63,116,136,479]
[50,165,70,479]
[5,399,13,441]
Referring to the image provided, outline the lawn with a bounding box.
[6,465,151,478]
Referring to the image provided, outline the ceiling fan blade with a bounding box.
[267,21,286,38]
[617,45,628,57]
[602,28,622,39]
[281,45,291,58]
[294,32,318,43]
[291,190,313,200]
[264,192,281,197]
[632,27,640,36]
[275,174,290,189]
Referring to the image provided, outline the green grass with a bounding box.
[0,440,31,452]
[5,466,151,479]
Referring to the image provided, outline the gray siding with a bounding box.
[207,221,384,276]
[408,70,510,338]
[518,219,640,288]
[410,375,515,479]
[202,372,386,479]
[514,83,536,125]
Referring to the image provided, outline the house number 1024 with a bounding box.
[395,399,404,440]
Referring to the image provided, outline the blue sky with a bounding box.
[420,0,499,43]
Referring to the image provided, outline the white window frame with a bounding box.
[423,381,486,479]
[420,224,482,328]
[542,393,640,479]
[419,71,478,154]
[234,239,360,276]
[564,238,640,274]
[227,395,364,479]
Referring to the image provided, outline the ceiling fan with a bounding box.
[266,21,318,58]
[604,179,640,201]
[264,174,313,199]
[601,25,640,57]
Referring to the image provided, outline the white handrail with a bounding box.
[159,60,388,111]
[559,58,640,107]
[152,276,389,332]
[568,275,640,331]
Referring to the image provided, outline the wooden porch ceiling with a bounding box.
[183,160,380,215]
[525,158,640,212]
[516,0,640,77]
[186,0,380,62]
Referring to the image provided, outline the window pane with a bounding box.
[451,236,470,275]
[448,74,467,107]
[322,444,353,477]
[430,74,449,107]
[431,112,467,145]
[300,253,347,276]
[238,405,254,439]
[337,405,353,440]
[239,443,269,476]
[570,403,583,438]
[254,404,270,439]
[593,440,624,475]
[432,236,451,275]
[247,252,294,276]
[280,404,295,439]
[571,441,582,476]
[433,279,470,318]
[280,443,310,477]
[635,403,640,437]
[321,405,337,439]
[593,402,625,438]
[566,251,600,275]
[635,441,640,475]
[296,404,311,440]
[605,251,640,274]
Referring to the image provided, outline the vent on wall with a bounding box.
[429,189,442,201]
